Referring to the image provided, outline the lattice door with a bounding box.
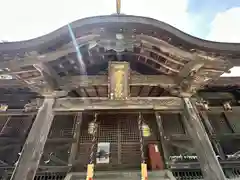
[77,113,160,171]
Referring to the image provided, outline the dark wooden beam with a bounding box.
[54,97,182,111]
[10,98,55,180]
[68,113,82,166]
[2,104,240,116]
[182,98,226,180]
[155,112,170,168]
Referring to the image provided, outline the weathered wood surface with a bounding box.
[54,97,182,111]
[68,112,82,166]
[199,111,226,160]
[10,98,55,180]
[182,98,226,180]
[59,74,176,89]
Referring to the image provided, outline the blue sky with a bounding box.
[187,0,240,39]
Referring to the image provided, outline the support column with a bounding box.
[68,112,82,166]
[182,97,226,180]
[155,112,169,168]
[10,98,55,180]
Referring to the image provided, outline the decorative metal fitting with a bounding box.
[223,101,232,111]
[196,100,209,110]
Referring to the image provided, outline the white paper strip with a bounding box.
[96,142,110,164]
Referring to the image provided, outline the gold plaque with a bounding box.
[109,62,129,100]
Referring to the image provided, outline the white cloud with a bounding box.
[207,7,240,42]
[0,0,115,41]
[207,7,240,77]
[222,67,240,77]
[122,0,192,33]
[0,0,191,42]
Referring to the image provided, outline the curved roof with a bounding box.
[0,15,240,54]
[0,14,237,97]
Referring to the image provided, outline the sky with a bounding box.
[0,0,240,75]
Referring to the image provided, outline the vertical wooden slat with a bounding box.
[68,112,82,166]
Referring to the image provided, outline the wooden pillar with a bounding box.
[182,97,226,180]
[68,112,82,166]
[155,112,169,168]
[10,98,55,180]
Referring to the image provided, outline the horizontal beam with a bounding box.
[0,75,239,90]
[60,75,176,89]
[0,108,182,116]
[1,105,240,116]
[54,97,182,111]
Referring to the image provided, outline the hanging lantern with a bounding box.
[0,104,8,111]
[142,122,150,137]
[88,121,97,135]
[223,101,232,111]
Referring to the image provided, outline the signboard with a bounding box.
[109,62,129,100]
[96,142,110,164]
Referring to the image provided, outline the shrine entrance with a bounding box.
[1,11,234,179]
[76,112,162,171]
